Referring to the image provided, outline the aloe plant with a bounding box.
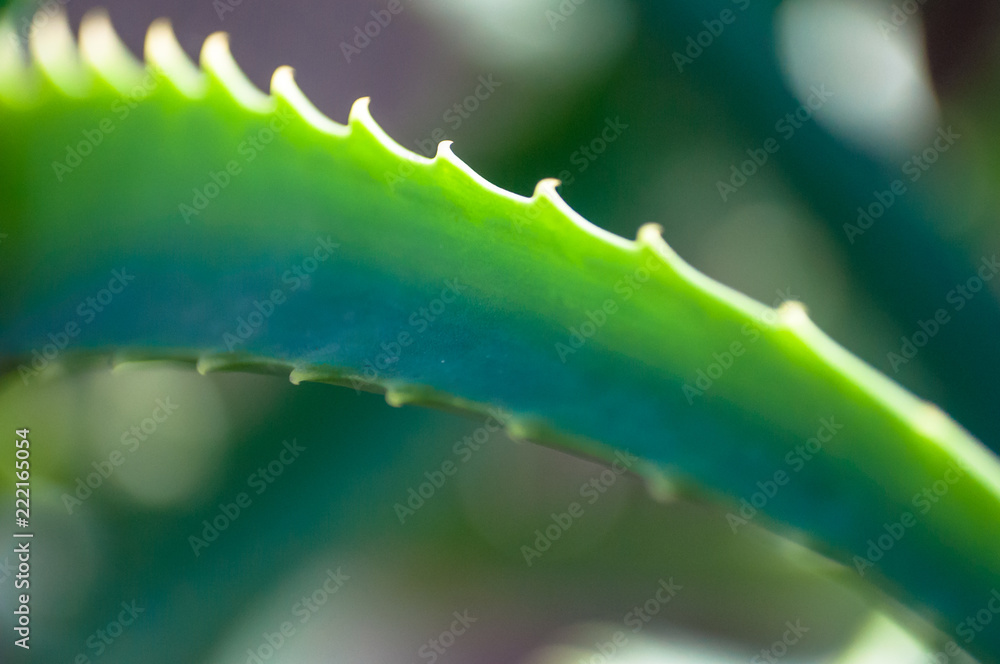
[2,7,999,663]
[637,0,1000,452]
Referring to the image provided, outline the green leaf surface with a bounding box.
[1,10,999,661]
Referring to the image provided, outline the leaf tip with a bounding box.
[532,177,563,201]
[350,95,428,165]
[287,365,353,386]
[194,355,220,375]
[287,367,307,385]
[505,417,543,442]
[200,30,271,112]
[145,17,204,97]
[635,461,681,504]
[527,178,632,251]
[348,95,373,124]
[384,386,413,407]
[635,222,682,269]
[80,8,144,92]
[433,139,474,174]
[777,300,811,330]
[271,64,347,136]
[29,4,90,97]
[913,401,957,442]
[435,139,455,158]
[200,30,230,60]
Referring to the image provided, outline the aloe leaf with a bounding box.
[1,10,999,661]
[634,0,1000,451]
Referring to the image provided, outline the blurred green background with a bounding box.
[2,0,999,661]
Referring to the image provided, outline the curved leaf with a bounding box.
[1,10,998,661]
